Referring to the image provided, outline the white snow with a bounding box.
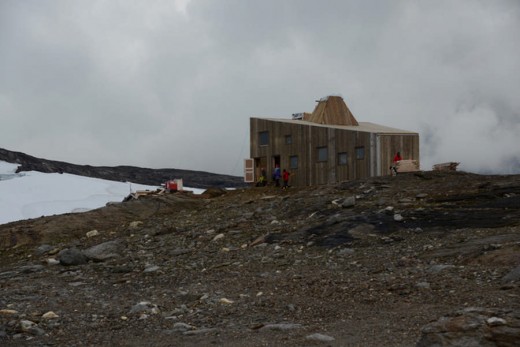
[0,161,204,225]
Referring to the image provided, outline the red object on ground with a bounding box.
[166,181,178,191]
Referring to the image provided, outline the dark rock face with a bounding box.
[0,147,246,189]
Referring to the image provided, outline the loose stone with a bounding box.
[212,233,225,241]
[46,258,60,265]
[42,311,59,319]
[143,265,160,273]
[260,323,302,331]
[129,301,160,315]
[172,322,196,332]
[19,320,45,336]
[306,333,335,342]
[394,214,404,221]
[86,229,99,238]
[129,221,143,229]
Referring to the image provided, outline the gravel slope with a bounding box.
[1,171,519,346]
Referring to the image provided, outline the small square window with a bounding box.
[338,152,348,165]
[317,147,328,162]
[355,146,365,160]
[290,155,298,169]
[285,135,292,145]
[259,131,269,146]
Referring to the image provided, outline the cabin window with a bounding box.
[259,131,269,146]
[317,146,328,162]
[290,155,298,169]
[285,135,292,145]
[338,152,348,165]
[355,146,365,160]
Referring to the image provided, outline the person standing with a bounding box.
[260,168,267,186]
[282,169,290,189]
[391,151,402,175]
[273,165,281,187]
[257,167,267,187]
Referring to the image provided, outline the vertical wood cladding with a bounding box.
[378,134,420,176]
[250,118,419,186]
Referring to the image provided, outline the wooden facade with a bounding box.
[249,97,419,186]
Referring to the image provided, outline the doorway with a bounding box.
[272,155,280,169]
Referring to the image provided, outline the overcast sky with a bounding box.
[1,0,519,176]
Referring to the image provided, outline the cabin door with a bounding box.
[272,155,280,170]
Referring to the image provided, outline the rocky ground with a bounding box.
[0,171,519,346]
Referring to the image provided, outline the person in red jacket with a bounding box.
[393,151,402,163]
[282,169,290,189]
[391,151,402,175]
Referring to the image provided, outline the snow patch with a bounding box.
[0,160,203,225]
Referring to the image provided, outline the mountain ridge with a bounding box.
[0,147,245,189]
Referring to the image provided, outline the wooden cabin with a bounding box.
[247,96,419,186]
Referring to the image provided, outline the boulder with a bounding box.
[58,248,88,266]
[416,307,520,347]
[502,265,520,283]
[202,187,227,198]
[83,240,124,262]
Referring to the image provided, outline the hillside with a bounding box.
[0,171,519,346]
[0,148,245,189]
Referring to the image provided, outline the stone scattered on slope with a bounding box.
[502,265,520,283]
[306,333,336,342]
[58,248,88,266]
[1,171,519,346]
[83,240,124,261]
[416,307,520,347]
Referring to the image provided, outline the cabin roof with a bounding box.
[307,96,359,126]
[252,117,418,135]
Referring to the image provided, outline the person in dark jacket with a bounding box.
[273,165,281,187]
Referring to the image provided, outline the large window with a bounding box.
[355,146,365,160]
[259,131,269,146]
[317,146,328,162]
[338,152,348,165]
[290,155,298,169]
